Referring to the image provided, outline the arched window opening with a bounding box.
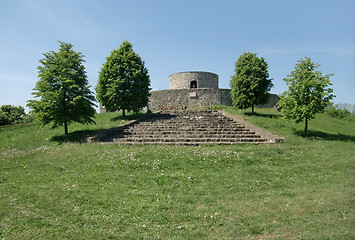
[190,80,197,89]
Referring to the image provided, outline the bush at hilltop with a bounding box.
[0,105,26,126]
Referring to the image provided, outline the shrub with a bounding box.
[0,111,10,125]
[0,105,26,126]
[326,105,354,120]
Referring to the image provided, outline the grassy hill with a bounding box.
[1,108,354,239]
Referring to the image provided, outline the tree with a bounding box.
[0,105,26,126]
[95,41,151,117]
[278,57,334,136]
[230,52,273,114]
[27,41,96,135]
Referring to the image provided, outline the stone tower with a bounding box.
[169,71,219,89]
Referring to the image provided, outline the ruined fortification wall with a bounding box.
[148,89,279,111]
[257,94,281,109]
[148,89,231,110]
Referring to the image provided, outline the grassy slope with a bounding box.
[0,109,354,239]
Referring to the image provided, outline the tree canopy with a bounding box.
[230,52,273,114]
[278,57,334,135]
[95,41,151,117]
[27,41,96,135]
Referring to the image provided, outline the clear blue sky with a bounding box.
[1,0,354,112]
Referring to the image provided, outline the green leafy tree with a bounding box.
[0,105,26,125]
[230,52,273,114]
[96,41,151,117]
[278,57,334,136]
[27,41,96,135]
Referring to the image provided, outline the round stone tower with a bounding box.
[169,71,219,90]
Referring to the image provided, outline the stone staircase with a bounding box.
[97,110,273,145]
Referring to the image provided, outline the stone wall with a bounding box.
[148,88,279,111]
[148,89,230,110]
[169,71,219,90]
[257,93,281,109]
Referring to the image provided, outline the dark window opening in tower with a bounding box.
[190,80,197,88]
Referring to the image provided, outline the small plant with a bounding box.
[208,105,226,110]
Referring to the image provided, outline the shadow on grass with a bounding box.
[295,130,355,142]
[50,129,105,144]
[110,112,147,122]
[51,113,149,144]
[245,112,282,119]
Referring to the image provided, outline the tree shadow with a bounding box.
[295,130,355,142]
[110,112,147,122]
[111,112,179,123]
[245,112,282,119]
[50,112,157,144]
[50,129,105,144]
[140,112,178,122]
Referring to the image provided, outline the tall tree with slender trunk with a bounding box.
[278,57,334,136]
[27,41,96,135]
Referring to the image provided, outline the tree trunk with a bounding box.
[251,104,255,114]
[64,121,68,135]
[122,109,125,117]
[304,117,308,136]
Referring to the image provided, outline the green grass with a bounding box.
[1,108,354,239]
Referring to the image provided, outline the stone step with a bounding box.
[136,124,240,128]
[138,120,240,125]
[125,127,248,132]
[97,110,273,145]
[114,110,267,145]
[124,130,254,135]
[140,118,236,124]
[142,114,228,119]
[133,124,243,129]
[113,141,268,145]
[89,110,284,144]
[114,137,267,143]
[122,133,261,138]
[114,142,253,146]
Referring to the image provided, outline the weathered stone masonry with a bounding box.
[148,71,279,111]
[149,88,233,110]
[169,71,219,89]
